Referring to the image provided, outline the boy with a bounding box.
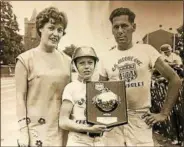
[59,46,107,146]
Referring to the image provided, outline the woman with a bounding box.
[15,7,71,146]
[59,47,108,146]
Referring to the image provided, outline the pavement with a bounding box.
[1,77,19,146]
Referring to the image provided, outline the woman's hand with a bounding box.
[18,127,29,147]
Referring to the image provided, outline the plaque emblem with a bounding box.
[86,81,128,128]
[92,87,121,113]
[118,63,137,82]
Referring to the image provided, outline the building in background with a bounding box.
[24,8,40,50]
[142,28,175,53]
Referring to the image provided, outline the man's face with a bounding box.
[112,15,136,47]
[164,50,171,57]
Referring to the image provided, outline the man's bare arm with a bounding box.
[155,57,182,116]
[144,57,182,126]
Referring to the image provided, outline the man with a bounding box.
[99,7,181,146]
[160,44,182,66]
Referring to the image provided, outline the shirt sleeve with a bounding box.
[173,54,182,65]
[16,49,35,80]
[16,51,31,75]
[146,45,162,69]
[62,84,74,105]
[98,55,108,78]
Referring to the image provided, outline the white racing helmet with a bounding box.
[71,46,99,79]
[72,46,99,63]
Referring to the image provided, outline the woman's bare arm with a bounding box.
[15,60,28,129]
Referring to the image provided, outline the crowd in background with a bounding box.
[151,26,184,145]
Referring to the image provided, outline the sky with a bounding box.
[11,1,183,54]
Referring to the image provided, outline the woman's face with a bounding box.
[39,18,64,51]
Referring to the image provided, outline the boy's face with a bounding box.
[75,56,95,80]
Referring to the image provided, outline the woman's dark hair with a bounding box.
[36,7,68,37]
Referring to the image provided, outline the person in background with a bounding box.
[15,7,71,147]
[160,44,182,66]
[99,7,182,146]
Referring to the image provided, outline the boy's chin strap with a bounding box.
[77,76,91,83]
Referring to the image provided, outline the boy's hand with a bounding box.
[104,127,113,132]
[89,125,107,133]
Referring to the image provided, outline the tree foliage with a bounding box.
[0,1,25,65]
[63,44,78,58]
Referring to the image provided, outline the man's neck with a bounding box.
[117,42,133,51]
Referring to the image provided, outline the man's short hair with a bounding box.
[109,7,136,24]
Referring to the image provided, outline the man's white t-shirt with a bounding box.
[99,44,161,109]
[62,80,87,122]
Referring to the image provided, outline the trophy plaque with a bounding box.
[86,81,128,128]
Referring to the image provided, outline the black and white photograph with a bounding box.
[1,0,184,146]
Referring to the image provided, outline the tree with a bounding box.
[0,1,25,65]
[63,44,78,58]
